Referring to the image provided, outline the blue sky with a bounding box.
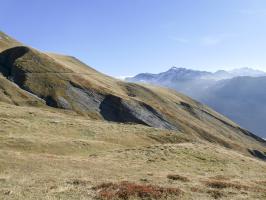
[1,0,266,77]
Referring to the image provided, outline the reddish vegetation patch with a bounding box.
[254,180,266,185]
[93,181,182,200]
[190,187,201,193]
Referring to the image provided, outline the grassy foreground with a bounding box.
[0,102,265,200]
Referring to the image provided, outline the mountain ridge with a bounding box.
[128,66,266,82]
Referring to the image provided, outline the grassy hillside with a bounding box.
[0,45,264,158]
[0,103,265,200]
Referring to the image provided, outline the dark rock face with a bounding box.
[248,149,266,160]
[100,95,177,130]
[100,95,147,125]
[65,81,104,114]
[0,46,30,85]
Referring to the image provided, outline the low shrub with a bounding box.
[167,174,189,182]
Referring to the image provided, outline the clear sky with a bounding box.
[1,0,266,77]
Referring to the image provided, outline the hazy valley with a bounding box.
[128,67,266,138]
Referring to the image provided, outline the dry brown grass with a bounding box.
[0,102,265,199]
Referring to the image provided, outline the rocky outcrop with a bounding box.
[100,95,177,130]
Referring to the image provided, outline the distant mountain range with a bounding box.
[127,67,266,138]
[129,66,266,82]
